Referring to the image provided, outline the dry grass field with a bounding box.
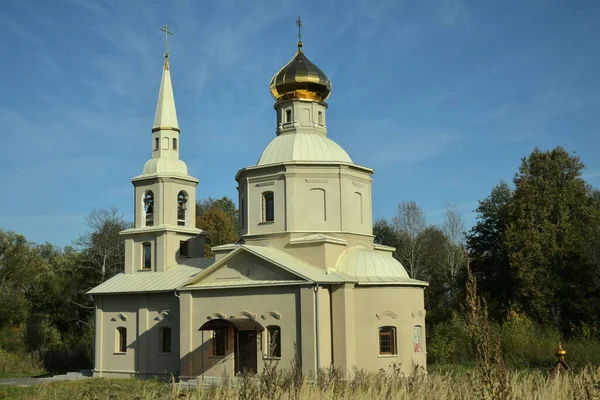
[1,366,600,400]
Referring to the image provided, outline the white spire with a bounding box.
[143,54,188,176]
[153,55,179,131]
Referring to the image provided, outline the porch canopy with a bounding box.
[199,318,265,332]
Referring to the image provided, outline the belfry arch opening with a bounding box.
[177,191,188,226]
[143,191,154,226]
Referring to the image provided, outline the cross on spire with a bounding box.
[160,24,173,55]
[296,16,303,49]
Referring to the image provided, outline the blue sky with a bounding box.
[0,0,599,247]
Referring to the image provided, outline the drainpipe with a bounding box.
[314,284,321,372]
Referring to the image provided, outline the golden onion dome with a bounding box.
[269,42,332,102]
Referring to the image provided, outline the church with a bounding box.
[88,23,428,381]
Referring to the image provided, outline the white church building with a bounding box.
[88,25,428,381]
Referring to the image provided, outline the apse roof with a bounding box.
[335,245,428,286]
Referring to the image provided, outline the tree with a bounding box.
[466,181,513,319]
[196,198,239,256]
[197,197,239,231]
[0,230,36,332]
[418,226,452,324]
[504,147,600,331]
[373,218,399,249]
[392,201,428,279]
[441,204,467,284]
[75,207,129,284]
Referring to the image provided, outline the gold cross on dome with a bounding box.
[160,24,173,54]
[296,16,302,43]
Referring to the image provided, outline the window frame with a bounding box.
[240,198,245,229]
[173,137,178,150]
[266,325,281,358]
[179,240,189,257]
[116,327,127,353]
[212,328,228,357]
[159,326,172,354]
[379,326,397,356]
[285,109,292,123]
[262,192,274,222]
[142,242,152,269]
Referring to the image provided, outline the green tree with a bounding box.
[0,230,36,338]
[197,197,239,231]
[504,147,600,331]
[373,218,399,249]
[196,197,239,256]
[466,181,513,319]
[419,226,453,325]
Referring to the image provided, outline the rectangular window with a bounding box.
[180,240,188,257]
[143,243,151,269]
[179,240,188,257]
[379,327,396,355]
[267,326,281,358]
[155,137,159,151]
[213,328,227,357]
[160,327,172,353]
[240,198,244,228]
[173,138,178,150]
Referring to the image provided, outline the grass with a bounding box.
[0,351,46,379]
[0,367,599,400]
[0,385,36,399]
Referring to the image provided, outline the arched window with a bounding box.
[173,138,177,150]
[116,327,127,353]
[354,192,363,225]
[318,111,323,125]
[262,192,274,222]
[154,138,159,151]
[162,137,169,149]
[177,191,188,226]
[266,326,281,358]
[379,326,396,355]
[413,325,422,353]
[309,188,326,222]
[144,191,154,226]
[143,242,151,269]
[285,109,292,123]
[159,327,172,353]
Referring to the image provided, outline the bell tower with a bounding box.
[120,27,205,273]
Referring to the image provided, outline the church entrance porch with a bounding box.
[198,318,264,375]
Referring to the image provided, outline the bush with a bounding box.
[429,310,600,370]
[0,350,45,378]
[0,324,26,353]
[428,313,474,364]
[499,312,559,369]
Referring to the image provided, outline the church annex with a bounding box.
[88,23,428,381]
